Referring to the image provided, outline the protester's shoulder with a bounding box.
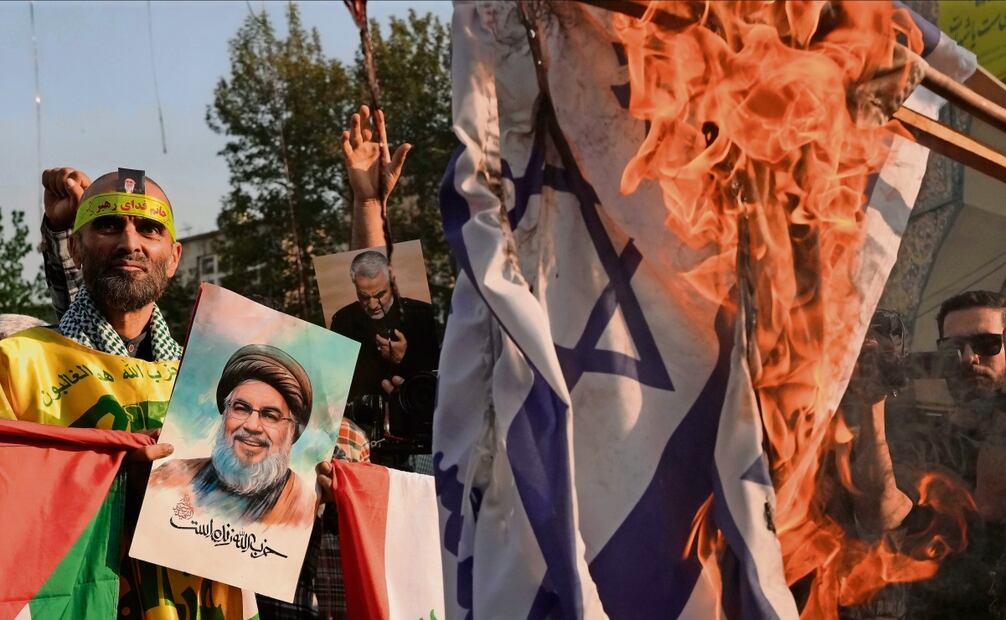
[0,326,59,354]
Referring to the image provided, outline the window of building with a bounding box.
[199,255,216,276]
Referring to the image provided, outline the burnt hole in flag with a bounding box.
[702,121,718,147]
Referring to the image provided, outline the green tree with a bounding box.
[209,5,454,324]
[157,274,199,339]
[0,208,50,318]
[208,4,354,323]
[359,10,454,314]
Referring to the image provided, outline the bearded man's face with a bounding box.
[940,306,1006,404]
[213,380,297,496]
[73,215,179,312]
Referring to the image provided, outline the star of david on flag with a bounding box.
[432,2,977,618]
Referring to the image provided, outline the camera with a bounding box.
[849,309,961,400]
[343,371,437,455]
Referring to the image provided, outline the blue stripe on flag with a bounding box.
[507,368,582,619]
[897,1,940,56]
[436,145,483,619]
[440,144,477,281]
[440,144,584,617]
[433,451,475,619]
[588,304,733,617]
[712,464,782,620]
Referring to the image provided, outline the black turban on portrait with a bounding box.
[216,344,313,441]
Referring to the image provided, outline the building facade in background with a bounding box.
[177,230,225,287]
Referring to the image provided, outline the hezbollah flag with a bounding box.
[332,461,445,620]
[0,327,177,430]
[0,420,152,619]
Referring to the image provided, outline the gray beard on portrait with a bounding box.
[210,423,291,496]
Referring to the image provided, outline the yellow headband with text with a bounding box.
[73,192,176,241]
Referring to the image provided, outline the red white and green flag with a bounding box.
[0,420,152,620]
[333,461,445,620]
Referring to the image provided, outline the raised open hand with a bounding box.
[342,105,411,204]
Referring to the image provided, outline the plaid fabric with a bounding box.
[41,221,82,320]
[258,418,370,620]
[335,417,371,463]
[58,287,182,362]
[315,509,347,620]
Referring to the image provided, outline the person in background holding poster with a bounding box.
[329,106,440,476]
[332,104,439,396]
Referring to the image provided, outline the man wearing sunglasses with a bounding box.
[935,291,1006,530]
[937,290,1006,405]
[874,290,1006,619]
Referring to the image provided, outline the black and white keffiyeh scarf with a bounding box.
[57,287,182,361]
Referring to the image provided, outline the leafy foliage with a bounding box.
[157,274,200,340]
[0,208,50,319]
[208,4,354,324]
[208,5,454,324]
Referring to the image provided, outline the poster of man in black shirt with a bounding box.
[326,248,439,404]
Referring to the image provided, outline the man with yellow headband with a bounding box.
[0,167,254,618]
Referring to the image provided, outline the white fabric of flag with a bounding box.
[433,2,976,618]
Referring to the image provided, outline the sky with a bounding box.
[0,0,452,280]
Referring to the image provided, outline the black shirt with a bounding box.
[121,330,153,361]
[329,297,439,402]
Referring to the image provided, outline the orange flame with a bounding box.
[612,1,968,616]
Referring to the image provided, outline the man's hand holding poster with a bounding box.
[130,283,360,602]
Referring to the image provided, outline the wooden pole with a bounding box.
[963,65,1006,112]
[922,65,1006,136]
[894,107,1006,185]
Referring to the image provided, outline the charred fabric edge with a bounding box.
[578,0,1006,189]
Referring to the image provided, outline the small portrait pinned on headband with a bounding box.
[118,167,146,194]
[130,284,360,603]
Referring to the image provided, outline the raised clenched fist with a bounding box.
[42,167,92,231]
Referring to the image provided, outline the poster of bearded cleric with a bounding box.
[130,283,360,601]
